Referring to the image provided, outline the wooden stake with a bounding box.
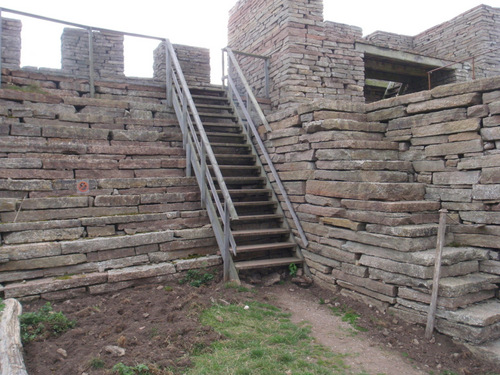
[425,209,448,340]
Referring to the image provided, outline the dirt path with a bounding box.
[263,284,427,375]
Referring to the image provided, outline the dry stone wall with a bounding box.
[0,18,21,69]
[0,68,218,302]
[228,0,365,111]
[366,5,500,80]
[61,28,125,79]
[263,77,500,343]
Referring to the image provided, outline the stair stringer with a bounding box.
[231,101,311,277]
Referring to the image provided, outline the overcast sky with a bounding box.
[1,0,499,81]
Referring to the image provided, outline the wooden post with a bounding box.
[425,209,448,339]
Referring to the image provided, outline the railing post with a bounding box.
[221,49,226,89]
[0,8,3,90]
[185,142,192,177]
[87,27,95,98]
[201,143,207,208]
[165,40,173,107]
[181,93,188,146]
[223,200,231,282]
[265,57,270,98]
[425,209,448,339]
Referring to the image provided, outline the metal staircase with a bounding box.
[165,42,308,283]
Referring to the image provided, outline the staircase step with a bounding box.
[437,273,500,298]
[235,256,303,271]
[217,188,272,198]
[214,176,265,185]
[192,94,228,102]
[232,214,283,222]
[214,154,256,165]
[232,228,289,238]
[237,242,295,253]
[205,131,244,139]
[194,104,233,112]
[196,112,237,120]
[211,165,260,177]
[202,122,240,130]
[234,201,276,208]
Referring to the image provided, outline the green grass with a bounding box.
[20,302,76,344]
[330,305,367,334]
[184,301,359,375]
[0,298,5,313]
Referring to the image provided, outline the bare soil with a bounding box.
[22,271,498,375]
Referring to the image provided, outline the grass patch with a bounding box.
[179,269,215,288]
[185,301,354,375]
[330,305,367,334]
[20,302,76,344]
[4,84,48,95]
[0,298,5,313]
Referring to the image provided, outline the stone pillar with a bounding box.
[228,0,365,111]
[61,28,124,79]
[1,18,22,69]
[153,41,210,86]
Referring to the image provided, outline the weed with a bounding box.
[225,282,251,293]
[89,357,105,369]
[288,262,298,277]
[0,298,4,313]
[319,297,325,305]
[112,362,151,375]
[20,302,75,344]
[330,305,367,333]
[179,269,214,288]
[150,326,160,338]
[163,286,174,292]
[5,84,48,95]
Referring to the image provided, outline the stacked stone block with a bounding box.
[0,68,217,301]
[61,28,125,79]
[228,0,365,111]
[366,5,500,80]
[153,42,210,86]
[1,18,21,69]
[263,77,500,343]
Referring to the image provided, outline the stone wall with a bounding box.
[1,18,21,69]
[0,68,218,301]
[263,77,500,343]
[153,42,211,87]
[228,0,365,111]
[366,5,500,80]
[61,28,125,79]
[0,19,210,85]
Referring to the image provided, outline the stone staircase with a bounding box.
[190,86,304,275]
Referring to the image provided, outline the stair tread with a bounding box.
[212,165,259,170]
[214,154,255,159]
[232,214,283,221]
[211,142,250,147]
[233,228,289,236]
[235,257,303,270]
[237,242,295,252]
[205,131,244,138]
[234,201,276,207]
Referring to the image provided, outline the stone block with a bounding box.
[360,255,478,279]
[365,224,437,237]
[2,272,107,298]
[0,254,87,272]
[398,287,494,310]
[425,139,483,157]
[60,231,174,254]
[20,196,89,210]
[306,180,424,201]
[407,93,481,114]
[321,217,364,231]
[331,269,397,296]
[107,263,176,282]
[94,195,141,207]
[432,171,480,185]
[458,154,500,170]
[412,118,480,138]
[3,227,84,244]
[437,273,500,298]
[481,168,500,184]
[302,249,341,269]
[174,255,221,271]
[481,127,500,141]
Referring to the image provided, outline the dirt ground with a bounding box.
[22,270,499,375]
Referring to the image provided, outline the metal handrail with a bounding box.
[427,46,500,90]
[165,41,238,280]
[223,47,271,132]
[223,51,309,248]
